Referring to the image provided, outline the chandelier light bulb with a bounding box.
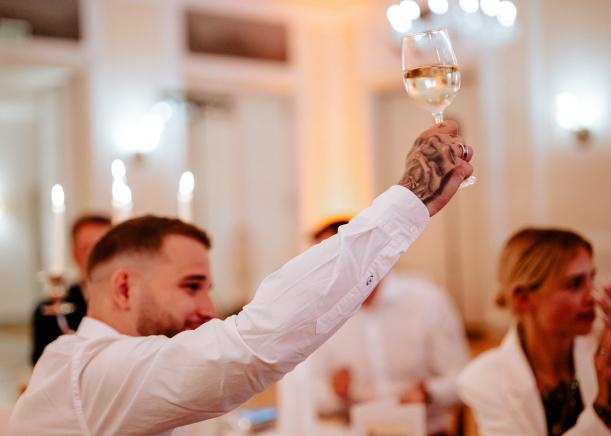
[459,0,479,13]
[387,4,412,33]
[428,0,449,15]
[480,0,500,16]
[496,1,517,27]
[386,4,399,22]
[400,0,421,20]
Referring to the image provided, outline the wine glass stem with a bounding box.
[433,112,444,124]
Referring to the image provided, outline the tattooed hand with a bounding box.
[398,120,473,216]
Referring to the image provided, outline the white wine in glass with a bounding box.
[402,29,476,188]
[402,65,460,124]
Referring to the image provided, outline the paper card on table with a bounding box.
[350,399,425,436]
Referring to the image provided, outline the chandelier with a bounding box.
[386,0,518,54]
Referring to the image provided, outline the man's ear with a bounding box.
[110,269,134,311]
[512,286,534,313]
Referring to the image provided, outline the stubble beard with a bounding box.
[136,296,184,338]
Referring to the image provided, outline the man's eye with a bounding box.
[183,283,201,293]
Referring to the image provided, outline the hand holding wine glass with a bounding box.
[399,120,473,216]
[402,29,476,188]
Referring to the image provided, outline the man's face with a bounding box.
[73,223,111,277]
[133,234,218,337]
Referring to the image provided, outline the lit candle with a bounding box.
[112,179,133,224]
[111,159,132,224]
[50,184,65,276]
[111,158,126,181]
[177,171,194,223]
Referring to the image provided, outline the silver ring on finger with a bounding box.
[458,143,468,160]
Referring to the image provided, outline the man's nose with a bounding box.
[198,294,220,319]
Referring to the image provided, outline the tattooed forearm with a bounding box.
[398,134,458,204]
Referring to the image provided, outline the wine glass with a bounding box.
[402,28,476,188]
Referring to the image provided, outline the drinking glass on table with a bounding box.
[402,28,476,188]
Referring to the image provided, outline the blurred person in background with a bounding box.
[10,121,474,435]
[310,218,470,436]
[459,228,611,435]
[31,214,111,364]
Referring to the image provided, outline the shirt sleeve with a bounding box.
[236,185,429,367]
[78,186,429,435]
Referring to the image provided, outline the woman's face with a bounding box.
[531,247,596,337]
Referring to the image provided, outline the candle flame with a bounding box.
[51,184,65,208]
[179,171,195,197]
[111,159,126,181]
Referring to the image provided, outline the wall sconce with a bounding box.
[555,92,597,145]
[115,100,174,158]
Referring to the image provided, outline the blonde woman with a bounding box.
[458,228,611,435]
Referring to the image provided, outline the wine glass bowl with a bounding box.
[402,29,460,124]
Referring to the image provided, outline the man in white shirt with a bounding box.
[8,121,473,435]
[309,221,470,435]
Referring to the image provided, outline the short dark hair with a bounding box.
[71,214,112,240]
[87,215,211,277]
[312,218,350,241]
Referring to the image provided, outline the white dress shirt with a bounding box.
[9,186,429,436]
[310,272,470,433]
[458,326,610,436]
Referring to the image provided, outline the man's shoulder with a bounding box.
[34,331,160,380]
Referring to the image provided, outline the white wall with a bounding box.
[190,95,298,312]
[0,68,76,323]
[0,99,38,322]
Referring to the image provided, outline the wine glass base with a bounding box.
[459,175,477,189]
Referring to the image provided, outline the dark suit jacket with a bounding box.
[31,284,87,365]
